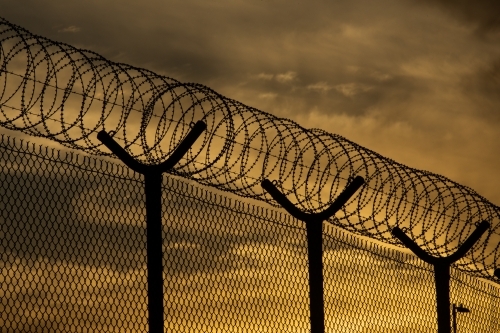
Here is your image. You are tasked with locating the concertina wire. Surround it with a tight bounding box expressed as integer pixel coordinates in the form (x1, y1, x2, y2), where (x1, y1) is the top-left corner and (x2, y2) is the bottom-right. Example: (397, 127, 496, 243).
(1, 16, 500, 282)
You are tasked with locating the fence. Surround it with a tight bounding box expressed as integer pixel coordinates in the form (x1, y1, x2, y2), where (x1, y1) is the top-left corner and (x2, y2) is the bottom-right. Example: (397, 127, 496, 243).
(3, 16, 500, 286)
(1, 134, 500, 333)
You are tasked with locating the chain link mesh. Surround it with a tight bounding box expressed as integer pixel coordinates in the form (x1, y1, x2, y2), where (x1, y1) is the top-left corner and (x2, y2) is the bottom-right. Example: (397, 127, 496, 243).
(1, 135, 499, 332)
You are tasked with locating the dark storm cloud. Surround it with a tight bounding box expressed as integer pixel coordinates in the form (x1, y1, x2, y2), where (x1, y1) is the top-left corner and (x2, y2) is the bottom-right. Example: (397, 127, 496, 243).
(0, 142, 307, 274)
(248, 69, 423, 120)
(0, 172, 289, 275)
(0, 0, 485, 119)
(0, 156, 146, 272)
(0, 0, 419, 90)
(461, 56, 500, 122)
(2, 0, 345, 81)
(418, 0, 500, 35)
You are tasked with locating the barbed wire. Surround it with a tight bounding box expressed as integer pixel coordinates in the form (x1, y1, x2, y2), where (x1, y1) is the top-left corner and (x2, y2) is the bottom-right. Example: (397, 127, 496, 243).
(1, 16, 500, 281)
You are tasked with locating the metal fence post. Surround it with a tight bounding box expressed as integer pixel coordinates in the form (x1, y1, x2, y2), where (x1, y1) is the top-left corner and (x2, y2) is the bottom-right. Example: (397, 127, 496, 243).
(261, 176, 364, 333)
(392, 221, 489, 333)
(97, 121, 206, 333)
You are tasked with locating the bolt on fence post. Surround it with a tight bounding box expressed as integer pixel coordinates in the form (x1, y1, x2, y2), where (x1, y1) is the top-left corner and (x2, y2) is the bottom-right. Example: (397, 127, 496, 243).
(391, 221, 489, 333)
(97, 121, 206, 333)
(261, 176, 364, 333)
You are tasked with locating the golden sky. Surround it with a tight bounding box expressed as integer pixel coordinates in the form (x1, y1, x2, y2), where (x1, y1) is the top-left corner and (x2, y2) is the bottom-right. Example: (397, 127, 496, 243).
(1, 2, 500, 331)
(1, 0, 500, 205)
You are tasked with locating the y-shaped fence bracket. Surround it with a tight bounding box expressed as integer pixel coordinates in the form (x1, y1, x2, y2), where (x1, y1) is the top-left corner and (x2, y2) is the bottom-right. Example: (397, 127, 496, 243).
(491, 260, 500, 281)
(261, 176, 365, 333)
(97, 121, 206, 333)
(392, 221, 489, 333)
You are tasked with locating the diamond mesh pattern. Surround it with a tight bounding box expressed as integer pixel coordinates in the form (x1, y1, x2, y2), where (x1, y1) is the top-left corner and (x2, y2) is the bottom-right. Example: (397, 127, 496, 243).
(1, 135, 499, 332)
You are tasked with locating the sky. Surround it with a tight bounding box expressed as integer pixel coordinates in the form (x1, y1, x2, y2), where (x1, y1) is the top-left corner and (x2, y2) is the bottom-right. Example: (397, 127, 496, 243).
(0, 0, 500, 206)
(2, 2, 500, 330)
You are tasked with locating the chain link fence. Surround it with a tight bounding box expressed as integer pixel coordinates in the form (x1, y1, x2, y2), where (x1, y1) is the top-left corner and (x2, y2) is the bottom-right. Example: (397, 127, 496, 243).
(1, 134, 499, 332)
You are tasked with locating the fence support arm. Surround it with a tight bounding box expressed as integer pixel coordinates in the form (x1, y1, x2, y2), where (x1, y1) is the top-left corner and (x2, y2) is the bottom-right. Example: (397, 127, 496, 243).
(97, 121, 206, 173)
(261, 176, 364, 333)
(98, 121, 206, 333)
(392, 221, 489, 333)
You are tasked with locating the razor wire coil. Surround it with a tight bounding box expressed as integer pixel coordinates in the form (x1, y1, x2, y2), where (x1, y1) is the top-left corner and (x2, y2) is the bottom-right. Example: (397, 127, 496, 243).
(1, 16, 500, 281)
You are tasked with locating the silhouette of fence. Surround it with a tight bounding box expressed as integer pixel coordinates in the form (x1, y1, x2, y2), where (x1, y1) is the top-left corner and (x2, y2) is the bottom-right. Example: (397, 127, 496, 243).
(2, 16, 500, 285)
(1, 134, 500, 332)
(2, 16, 500, 333)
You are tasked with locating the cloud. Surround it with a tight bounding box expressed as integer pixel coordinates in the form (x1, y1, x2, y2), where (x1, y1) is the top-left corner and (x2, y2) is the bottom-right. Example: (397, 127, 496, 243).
(258, 92, 278, 99)
(334, 82, 373, 97)
(275, 71, 297, 83)
(254, 72, 274, 80)
(58, 25, 81, 33)
(417, 0, 500, 35)
(460, 56, 500, 122)
(371, 71, 393, 82)
(307, 81, 334, 92)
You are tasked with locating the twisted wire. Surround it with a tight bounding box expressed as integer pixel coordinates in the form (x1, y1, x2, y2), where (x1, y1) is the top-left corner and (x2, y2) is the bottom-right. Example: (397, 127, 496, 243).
(1, 16, 500, 281)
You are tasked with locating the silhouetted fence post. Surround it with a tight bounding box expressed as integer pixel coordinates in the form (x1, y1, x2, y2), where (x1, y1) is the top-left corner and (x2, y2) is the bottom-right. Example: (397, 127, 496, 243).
(392, 221, 489, 333)
(261, 176, 365, 333)
(97, 121, 206, 333)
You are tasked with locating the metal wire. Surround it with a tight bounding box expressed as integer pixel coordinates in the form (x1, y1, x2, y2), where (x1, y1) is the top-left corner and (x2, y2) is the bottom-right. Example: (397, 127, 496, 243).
(1, 16, 500, 282)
